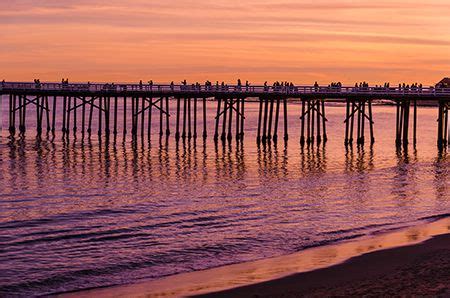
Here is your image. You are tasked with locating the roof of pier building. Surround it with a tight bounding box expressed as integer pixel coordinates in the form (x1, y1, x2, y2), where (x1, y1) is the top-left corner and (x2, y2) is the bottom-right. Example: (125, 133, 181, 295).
(436, 78, 450, 87)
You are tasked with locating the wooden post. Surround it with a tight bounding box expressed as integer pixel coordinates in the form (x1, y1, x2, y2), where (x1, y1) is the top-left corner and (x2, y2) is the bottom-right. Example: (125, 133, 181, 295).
(176, 97, 181, 140)
(45, 96, 51, 133)
(62, 96, 67, 134)
(81, 97, 86, 137)
(345, 99, 350, 145)
(356, 100, 362, 144)
(131, 97, 135, 136)
(39, 96, 45, 135)
(18, 95, 22, 135)
(52, 96, 56, 135)
(98, 96, 102, 136)
(227, 99, 233, 141)
(267, 97, 274, 141)
(437, 101, 444, 147)
(17, 95, 21, 135)
(214, 97, 221, 141)
(240, 97, 245, 140)
(413, 99, 417, 145)
(88, 97, 94, 136)
(221, 98, 228, 141)
(106, 97, 111, 137)
(66, 96, 71, 136)
(283, 97, 288, 141)
(9, 94, 16, 136)
(123, 97, 127, 137)
(235, 97, 240, 141)
(141, 96, 145, 139)
(300, 99, 305, 145)
(148, 97, 152, 140)
(443, 105, 448, 144)
(257, 97, 263, 143)
(188, 97, 192, 139)
(166, 96, 170, 136)
(395, 100, 401, 146)
(368, 99, 375, 144)
(359, 99, 366, 144)
(182, 97, 187, 139)
(316, 99, 321, 144)
(398, 100, 404, 147)
(114, 96, 118, 136)
(73, 97, 77, 134)
(273, 98, 280, 142)
(402, 100, 410, 147)
(262, 97, 269, 143)
(8, 94, 12, 135)
(349, 101, 355, 144)
(203, 97, 207, 139)
(36, 96, 42, 136)
(22, 96, 27, 135)
(322, 99, 327, 143)
(311, 99, 315, 145)
(193, 97, 197, 139)
(306, 100, 311, 144)
(159, 96, 163, 137)
(13, 94, 17, 136)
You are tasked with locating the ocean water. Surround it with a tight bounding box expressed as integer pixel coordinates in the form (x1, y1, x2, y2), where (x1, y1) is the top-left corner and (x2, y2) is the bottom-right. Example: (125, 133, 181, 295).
(0, 99, 448, 296)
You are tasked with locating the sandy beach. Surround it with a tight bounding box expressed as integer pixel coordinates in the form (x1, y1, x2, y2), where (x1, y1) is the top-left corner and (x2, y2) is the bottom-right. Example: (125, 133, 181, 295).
(59, 217, 450, 297)
(203, 232, 450, 297)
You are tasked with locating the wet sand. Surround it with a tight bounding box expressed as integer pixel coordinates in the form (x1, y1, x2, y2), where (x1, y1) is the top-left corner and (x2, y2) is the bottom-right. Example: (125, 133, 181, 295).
(60, 218, 450, 297)
(202, 233, 450, 297)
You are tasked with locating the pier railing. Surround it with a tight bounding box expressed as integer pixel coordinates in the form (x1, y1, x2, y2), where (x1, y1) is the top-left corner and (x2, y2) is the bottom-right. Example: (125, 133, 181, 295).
(2, 82, 450, 97)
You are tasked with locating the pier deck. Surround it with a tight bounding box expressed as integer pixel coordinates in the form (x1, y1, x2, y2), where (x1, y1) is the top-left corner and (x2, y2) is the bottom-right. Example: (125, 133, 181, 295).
(1, 81, 449, 148)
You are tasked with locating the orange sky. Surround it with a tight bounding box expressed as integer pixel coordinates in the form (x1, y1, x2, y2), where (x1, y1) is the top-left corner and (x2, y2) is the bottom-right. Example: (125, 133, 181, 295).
(1, 0, 450, 85)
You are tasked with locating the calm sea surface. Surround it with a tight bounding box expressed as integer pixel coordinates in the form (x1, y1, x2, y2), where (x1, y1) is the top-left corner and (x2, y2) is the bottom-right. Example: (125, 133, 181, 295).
(0, 99, 448, 296)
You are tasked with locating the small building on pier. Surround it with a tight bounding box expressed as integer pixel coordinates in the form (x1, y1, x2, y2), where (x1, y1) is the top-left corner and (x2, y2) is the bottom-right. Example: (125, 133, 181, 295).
(436, 78, 450, 88)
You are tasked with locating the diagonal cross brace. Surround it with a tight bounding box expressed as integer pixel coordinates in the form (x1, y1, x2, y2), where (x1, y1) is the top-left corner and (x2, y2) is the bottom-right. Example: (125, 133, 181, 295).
(214, 99, 245, 119)
(343, 100, 374, 124)
(135, 97, 170, 116)
(299, 99, 328, 121)
(14, 96, 49, 112)
(68, 96, 104, 112)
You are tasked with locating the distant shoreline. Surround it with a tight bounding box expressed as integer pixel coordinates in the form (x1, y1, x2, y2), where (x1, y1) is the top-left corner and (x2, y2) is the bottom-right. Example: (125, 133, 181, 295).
(57, 217, 450, 298)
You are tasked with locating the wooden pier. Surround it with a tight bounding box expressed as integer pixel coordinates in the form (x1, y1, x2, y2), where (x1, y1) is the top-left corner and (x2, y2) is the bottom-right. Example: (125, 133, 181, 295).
(1, 81, 449, 149)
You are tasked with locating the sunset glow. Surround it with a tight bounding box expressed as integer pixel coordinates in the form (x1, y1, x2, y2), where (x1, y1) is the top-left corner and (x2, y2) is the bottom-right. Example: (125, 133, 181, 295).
(2, 0, 450, 84)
